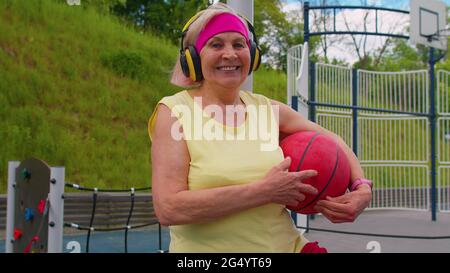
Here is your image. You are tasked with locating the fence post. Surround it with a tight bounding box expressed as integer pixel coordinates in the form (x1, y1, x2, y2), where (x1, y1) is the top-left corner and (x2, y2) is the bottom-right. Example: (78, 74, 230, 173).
(48, 166, 65, 253)
(5, 161, 20, 253)
(429, 47, 437, 221)
(304, 2, 309, 44)
(352, 68, 358, 156)
(309, 61, 316, 122)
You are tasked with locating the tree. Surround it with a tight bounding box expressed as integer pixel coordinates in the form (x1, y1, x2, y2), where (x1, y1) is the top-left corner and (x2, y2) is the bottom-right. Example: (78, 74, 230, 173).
(254, 0, 319, 71)
(292, 0, 345, 64)
(112, 0, 210, 44)
(65, 0, 126, 14)
(337, 0, 411, 70)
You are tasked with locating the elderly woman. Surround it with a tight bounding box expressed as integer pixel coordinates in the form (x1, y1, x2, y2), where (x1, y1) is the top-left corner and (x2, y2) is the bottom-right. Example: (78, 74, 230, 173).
(148, 3, 372, 253)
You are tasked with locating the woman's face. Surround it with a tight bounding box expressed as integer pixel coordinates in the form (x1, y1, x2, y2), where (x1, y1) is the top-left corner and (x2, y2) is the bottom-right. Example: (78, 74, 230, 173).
(199, 32, 251, 90)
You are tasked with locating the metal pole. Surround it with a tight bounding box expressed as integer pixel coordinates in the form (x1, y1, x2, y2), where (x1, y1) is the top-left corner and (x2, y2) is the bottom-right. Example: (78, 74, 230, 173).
(227, 0, 254, 92)
(429, 47, 437, 221)
(309, 61, 316, 122)
(158, 223, 162, 252)
(48, 166, 65, 252)
(304, 2, 310, 44)
(5, 161, 20, 253)
(291, 96, 298, 111)
(289, 55, 299, 227)
(352, 68, 358, 156)
(308, 61, 316, 223)
(287, 48, 292, 107)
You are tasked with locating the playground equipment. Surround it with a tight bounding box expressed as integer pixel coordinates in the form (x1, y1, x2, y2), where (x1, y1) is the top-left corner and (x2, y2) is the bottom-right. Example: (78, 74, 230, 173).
(5, 158, 64, 253)
(5, 158, 161, 253)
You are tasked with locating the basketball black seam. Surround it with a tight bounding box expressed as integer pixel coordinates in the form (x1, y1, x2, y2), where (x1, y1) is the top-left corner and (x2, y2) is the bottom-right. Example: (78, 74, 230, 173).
(296, 132, 321, 172)
(296, 139, 340, 211)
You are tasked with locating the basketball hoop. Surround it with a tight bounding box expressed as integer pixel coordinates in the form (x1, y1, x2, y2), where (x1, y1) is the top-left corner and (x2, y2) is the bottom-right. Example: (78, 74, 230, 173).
(410, 0, 447, 50)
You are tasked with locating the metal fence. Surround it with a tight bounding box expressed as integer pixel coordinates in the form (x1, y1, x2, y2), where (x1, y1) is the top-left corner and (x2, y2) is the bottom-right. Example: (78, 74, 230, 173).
(438, 70, 450, 212)
(287, 44, 450, 212)
(0, 193, 157, 230)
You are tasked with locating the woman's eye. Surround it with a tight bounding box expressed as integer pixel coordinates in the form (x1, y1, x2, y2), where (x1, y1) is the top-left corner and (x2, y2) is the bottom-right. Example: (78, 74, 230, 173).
(211, 43, 222, 48)
(234, 43, 245, 48)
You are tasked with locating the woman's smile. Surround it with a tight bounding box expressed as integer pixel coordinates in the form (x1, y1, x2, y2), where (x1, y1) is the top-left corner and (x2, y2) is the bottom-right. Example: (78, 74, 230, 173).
(216, 66, 240, 71)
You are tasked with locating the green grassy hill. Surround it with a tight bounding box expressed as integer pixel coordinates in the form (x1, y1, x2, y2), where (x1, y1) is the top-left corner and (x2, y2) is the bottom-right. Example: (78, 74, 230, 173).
(0, 0, 287, 193)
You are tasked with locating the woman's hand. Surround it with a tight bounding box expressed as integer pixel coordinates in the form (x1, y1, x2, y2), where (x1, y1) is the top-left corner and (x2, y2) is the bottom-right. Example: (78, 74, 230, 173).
(260, 157, 319, 207)
(313, 184, 372, 223)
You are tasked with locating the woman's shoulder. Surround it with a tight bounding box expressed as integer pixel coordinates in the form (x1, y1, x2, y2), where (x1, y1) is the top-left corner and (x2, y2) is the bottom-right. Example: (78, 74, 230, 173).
(240, 90, 274, 105)
(148, 90, 190, 141)
(157, 90, 190, 108)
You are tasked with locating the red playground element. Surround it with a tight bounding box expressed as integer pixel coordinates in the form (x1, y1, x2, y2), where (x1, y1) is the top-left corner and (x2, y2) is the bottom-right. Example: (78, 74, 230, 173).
(14, 228, 23, 240)
(37, 199, 46, 214)
(24, 236, 40, 253)
(300, 241, 328, 253)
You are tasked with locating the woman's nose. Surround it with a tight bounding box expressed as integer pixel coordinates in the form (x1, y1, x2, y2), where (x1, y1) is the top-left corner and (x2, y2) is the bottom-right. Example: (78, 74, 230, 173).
(222, 44, 237, 59)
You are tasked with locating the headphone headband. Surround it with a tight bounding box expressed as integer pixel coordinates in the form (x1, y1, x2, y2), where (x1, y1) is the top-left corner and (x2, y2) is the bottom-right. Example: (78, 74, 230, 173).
(182, 12, 202, 33)
(180, 12, 259, 53)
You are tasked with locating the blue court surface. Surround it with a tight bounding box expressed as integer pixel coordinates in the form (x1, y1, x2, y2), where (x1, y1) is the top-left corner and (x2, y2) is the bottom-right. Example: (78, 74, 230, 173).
(2, 210, 450, 253)
(1, 225, 171, 253)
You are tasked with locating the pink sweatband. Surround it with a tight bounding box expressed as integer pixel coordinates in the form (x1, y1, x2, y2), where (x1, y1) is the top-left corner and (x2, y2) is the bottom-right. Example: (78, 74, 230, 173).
(194, 13, 249, 53)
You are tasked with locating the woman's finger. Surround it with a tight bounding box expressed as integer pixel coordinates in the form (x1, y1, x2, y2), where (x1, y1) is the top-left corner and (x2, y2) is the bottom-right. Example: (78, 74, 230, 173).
(315, 206, 351, 223)
(295, 170, 318, 180)
(316, 198, 350, 213)
(298, 183, 318, 195)
(279, 157, 291, 171)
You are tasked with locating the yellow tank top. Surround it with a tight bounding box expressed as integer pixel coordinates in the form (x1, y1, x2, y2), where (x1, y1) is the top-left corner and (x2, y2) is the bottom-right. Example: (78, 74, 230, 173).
(148, 90, 306, 252)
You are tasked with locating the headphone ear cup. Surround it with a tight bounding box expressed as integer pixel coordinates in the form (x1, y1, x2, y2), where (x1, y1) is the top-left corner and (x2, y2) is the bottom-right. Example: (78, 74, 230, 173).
(188, 46, 203, 81)
(180, 51, 190, 78)
(249, 41, 256, 75)
(254, 45, 262, 71)
(185, 46, 203, 82)
(248, 40, 261, 74)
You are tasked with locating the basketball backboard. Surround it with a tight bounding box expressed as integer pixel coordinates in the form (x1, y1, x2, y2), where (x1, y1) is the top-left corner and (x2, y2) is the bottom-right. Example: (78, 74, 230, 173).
(410, 0, 448, 50)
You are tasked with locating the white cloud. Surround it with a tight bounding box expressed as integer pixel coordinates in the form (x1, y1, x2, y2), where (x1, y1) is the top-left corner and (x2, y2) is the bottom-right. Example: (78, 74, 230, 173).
(282, 2, 303, 13)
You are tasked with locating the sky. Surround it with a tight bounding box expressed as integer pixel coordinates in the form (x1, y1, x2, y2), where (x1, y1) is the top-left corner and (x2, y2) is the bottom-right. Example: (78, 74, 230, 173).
(282, 0, 449, 64)
(215, 0, 449, 64)
(285, 0, 450, 10)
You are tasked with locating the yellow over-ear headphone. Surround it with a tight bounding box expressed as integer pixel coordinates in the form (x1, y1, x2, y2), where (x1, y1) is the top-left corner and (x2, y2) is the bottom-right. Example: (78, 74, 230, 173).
(179, 12, 262, 82)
